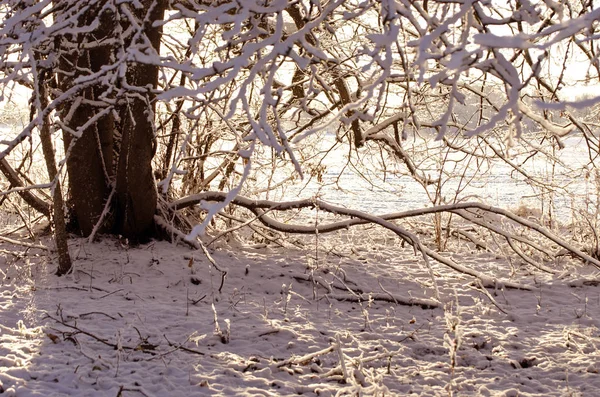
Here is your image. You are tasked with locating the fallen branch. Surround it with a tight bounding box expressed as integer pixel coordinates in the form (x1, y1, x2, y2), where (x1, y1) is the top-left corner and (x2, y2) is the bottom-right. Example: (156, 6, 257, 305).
(155, 214, 228, 292)
(294, 269, 438, 307)
(156, 334, 207, 359)
(0, 158, 51, 217)
(172, 192, 533, 290)
(0, 235, 49, 250)
(44, 312, 127, 349)
(292, 273, 333, 293)
(173, 194, 598, 264)
(78, 312, 119, 320)
(326, 292, 439, 309)
(91, 288, 124, 300)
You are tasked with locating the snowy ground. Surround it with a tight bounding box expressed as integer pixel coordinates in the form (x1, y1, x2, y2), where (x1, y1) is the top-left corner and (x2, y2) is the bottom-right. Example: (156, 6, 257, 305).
(1, 230, 600, 396)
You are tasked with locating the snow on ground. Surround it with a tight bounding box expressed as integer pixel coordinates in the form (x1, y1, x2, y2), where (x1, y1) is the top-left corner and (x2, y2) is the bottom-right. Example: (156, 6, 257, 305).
(1, 231, 600, 396)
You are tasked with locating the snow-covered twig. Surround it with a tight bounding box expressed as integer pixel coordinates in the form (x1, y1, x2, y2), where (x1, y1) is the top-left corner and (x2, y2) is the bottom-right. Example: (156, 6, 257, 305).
(275, 345, 335, 368)
(470, 279, 510, 315)
(335, 333, 350, 383)
(0, 235, 48, 251)
(199, 240, 227, 293)
(326, 292, 438, 309)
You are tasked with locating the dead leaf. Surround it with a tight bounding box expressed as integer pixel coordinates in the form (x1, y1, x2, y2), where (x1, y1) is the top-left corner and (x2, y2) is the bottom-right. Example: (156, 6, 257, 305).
(46, 333, 60, 344)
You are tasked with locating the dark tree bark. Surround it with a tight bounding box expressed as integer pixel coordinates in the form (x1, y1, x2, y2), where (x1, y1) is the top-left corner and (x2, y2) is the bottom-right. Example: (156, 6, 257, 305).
(38, 71, 72, 275)
(114, 0, 165, 239)
(54, 0, 165, 241)
(56, 1, 115, 236)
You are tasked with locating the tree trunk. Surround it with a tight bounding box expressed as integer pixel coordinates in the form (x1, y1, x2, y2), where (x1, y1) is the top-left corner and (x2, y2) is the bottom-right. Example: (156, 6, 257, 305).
(38, 71, 72, 276)
(56, 1, 114, 236)
(114, 0, 165, 240)
(54, 0, 165, 241)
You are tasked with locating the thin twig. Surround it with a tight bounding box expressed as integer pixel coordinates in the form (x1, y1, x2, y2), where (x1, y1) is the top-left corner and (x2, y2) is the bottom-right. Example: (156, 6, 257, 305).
(198, 240, 227, 293)
(470, 280, 510, 315)
(162, 334, 206, 356)
(78, 311, 119, 320)
(207, 207, 276, 246)
(44, 313, 125, 349)
(88, 185, 116, 243)
(378, 278, 398, 305)
(91, 288, 124, 300)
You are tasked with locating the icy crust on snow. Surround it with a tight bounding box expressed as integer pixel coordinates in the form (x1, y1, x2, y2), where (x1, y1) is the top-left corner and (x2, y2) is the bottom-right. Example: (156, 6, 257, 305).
(0, 237, 599, 396)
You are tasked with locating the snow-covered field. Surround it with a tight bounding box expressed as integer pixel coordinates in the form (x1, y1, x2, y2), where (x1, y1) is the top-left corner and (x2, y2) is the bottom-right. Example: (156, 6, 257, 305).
(1, 229, 600, 396)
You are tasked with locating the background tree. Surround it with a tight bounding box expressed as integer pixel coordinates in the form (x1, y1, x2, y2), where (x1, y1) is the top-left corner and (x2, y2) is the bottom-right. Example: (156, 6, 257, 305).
(1, 0, 600, 278)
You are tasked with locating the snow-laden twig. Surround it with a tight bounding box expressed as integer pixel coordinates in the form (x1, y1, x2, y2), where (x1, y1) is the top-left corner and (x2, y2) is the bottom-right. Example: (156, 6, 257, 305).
(470, 279, 510, 315)
(186, 144, 254, 241)
(199, 240, 227, 293)
(506, 237, 556, 274)
(153, 215, 199, 249)
(335, 333, 350, 383)
(0, 235, 48, 251)
(292, 272, 333, 294)
(326, 292, 438, 309)
(275, 345, 335, 368)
